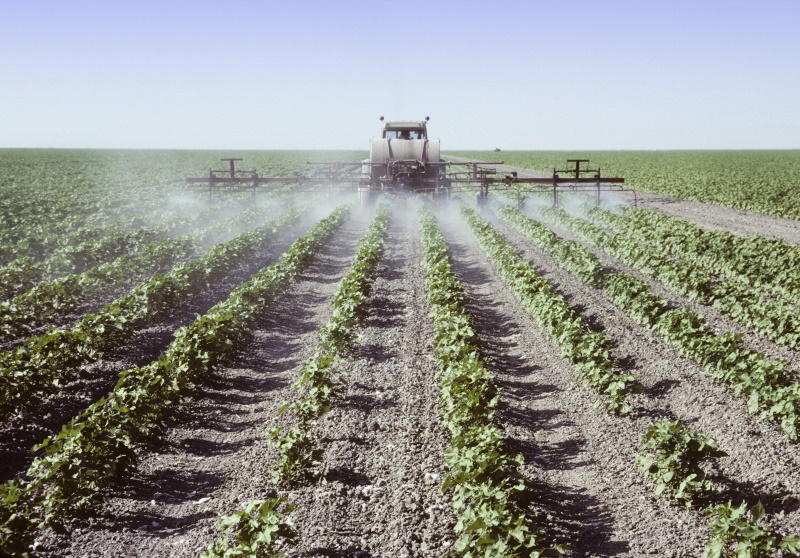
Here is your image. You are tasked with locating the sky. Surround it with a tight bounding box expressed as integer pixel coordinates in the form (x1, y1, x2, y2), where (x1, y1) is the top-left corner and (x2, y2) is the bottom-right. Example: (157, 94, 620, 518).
(1, 0, 798, 150)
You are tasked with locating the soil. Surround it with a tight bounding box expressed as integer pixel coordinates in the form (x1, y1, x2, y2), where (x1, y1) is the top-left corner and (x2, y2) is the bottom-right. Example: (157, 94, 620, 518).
(0, 206, 313, 482)
(34, 207, 456, 558)
(438, 206, 800, 556)
(15, 180, 800, 557)
(617, 191, 800, 245)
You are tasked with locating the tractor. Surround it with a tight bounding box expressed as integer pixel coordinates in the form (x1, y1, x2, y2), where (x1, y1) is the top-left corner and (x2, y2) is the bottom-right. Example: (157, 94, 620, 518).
(360, 116, 449, 201)
(186, 116, 632, 208)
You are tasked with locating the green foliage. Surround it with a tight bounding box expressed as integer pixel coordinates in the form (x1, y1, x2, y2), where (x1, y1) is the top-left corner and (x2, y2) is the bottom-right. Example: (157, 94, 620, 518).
(0, 149, 350, 265)
(0, 200, 254, 342)
(268, 349, 340, 484)
(531, 205, 800, 439)
(268, 424, 323, 485)
(419, 205, 565, 558)
(587, 205, 800, 347)
(448, 150, 800, 219)
(202, 498, 297, 558)
(592, 204, 800, 304)
(269, 204, 390, 484)
(0, 206, 305, 420)
(0, 202, 221, 303)
(636, 421, 727, 506)
(498, 205, 604, 288)
(539, 206, 715, 304)
(460, 205, 637, 414)
(704, 501, 800, 558)
(0, 206, 349, 548)
(603, 273, 668, 328)
(0, 480, 36, 557)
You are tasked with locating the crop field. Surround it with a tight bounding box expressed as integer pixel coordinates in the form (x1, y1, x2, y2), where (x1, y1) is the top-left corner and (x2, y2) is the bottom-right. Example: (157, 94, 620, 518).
(2, 148, 800, 558)
(450, 150, 800, 220)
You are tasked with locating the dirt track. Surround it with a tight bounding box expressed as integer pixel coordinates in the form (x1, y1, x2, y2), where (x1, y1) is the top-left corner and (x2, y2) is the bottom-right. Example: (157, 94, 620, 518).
(26, 185, 800, 557)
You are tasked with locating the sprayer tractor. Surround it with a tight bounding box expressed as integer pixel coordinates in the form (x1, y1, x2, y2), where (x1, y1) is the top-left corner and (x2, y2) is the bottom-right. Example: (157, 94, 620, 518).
(358, 116, 449, 202)
(185, 117, 634, 208)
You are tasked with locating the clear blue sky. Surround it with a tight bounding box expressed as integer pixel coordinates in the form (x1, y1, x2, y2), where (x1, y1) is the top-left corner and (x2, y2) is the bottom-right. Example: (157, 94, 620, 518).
(1, 0, 798, 150)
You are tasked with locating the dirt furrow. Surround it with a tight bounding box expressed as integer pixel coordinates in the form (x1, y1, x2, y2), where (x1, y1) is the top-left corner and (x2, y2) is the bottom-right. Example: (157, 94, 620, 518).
(37, 211, 370, 558)
(472, 205, 800, 548)
(0, 206, 319, 482)
(284, 206, 455, 558)
(436, 208, 711, 556)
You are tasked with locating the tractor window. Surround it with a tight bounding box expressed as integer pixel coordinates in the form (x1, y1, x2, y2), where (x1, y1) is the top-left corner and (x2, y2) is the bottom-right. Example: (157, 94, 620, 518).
(385, 130, 424, 139)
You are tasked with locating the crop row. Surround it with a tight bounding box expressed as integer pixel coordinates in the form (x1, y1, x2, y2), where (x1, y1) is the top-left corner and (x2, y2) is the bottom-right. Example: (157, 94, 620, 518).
(460, 205, 638, 414)
(498, 205, 800, 439)
(0, 165, 148, 234)
(269, 203, 391, 484)
(494, 205, 800, 554)
(0, 189, 169, 264)
(419, 204, 564, 557)
(588, 205, 800, 308)
(0, 200, 242, 303)
(636, 420, 800, 556)
(0, 192, 200, 265)
(0, 203, 170, 267)
(0, 148, 261, 253)
(0, 149, 328, 261)
(202, 205, 391, 557)
(449, 150, 800, 219)
(536, 204, 800, 350)
(0, 203, 277, 343)
(202, 498, 298, 558)
(0, 205, 349, 555)
(0, 202, 193, 299)
(0, 206, 305, 422)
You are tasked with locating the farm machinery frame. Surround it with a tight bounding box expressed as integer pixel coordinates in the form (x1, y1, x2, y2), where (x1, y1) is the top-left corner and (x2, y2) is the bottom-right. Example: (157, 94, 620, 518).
(185, 117, 636, 208)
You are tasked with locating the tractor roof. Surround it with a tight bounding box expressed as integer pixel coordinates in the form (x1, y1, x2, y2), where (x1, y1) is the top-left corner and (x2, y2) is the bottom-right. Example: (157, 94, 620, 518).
(383, 120, 427, 129)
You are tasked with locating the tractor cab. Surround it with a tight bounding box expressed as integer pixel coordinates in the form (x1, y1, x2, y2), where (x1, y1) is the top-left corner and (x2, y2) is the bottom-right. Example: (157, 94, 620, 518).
(381, 118, 428, 140)
(365, 116, 441, 194)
